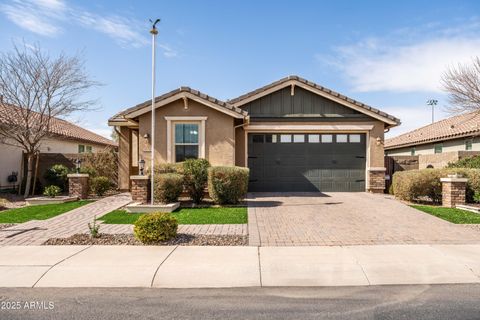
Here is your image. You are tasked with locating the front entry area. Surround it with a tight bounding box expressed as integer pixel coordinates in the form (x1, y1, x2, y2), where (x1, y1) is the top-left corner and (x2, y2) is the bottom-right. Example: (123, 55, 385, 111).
(247, 133, 366, 192)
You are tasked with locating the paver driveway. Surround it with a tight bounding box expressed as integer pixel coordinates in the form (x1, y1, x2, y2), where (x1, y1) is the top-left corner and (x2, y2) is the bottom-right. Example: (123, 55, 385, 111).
(247, 192, 480, 246)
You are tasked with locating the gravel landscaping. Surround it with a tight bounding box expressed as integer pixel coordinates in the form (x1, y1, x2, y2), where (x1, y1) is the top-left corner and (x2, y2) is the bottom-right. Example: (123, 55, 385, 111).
(43, 233, 248, 246)
(0, 223, 15, 230)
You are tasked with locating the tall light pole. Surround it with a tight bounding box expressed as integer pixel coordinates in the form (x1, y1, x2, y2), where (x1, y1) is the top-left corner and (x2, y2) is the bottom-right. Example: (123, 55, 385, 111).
(150, 18, 160, 205)
(427, 99, 438, 124)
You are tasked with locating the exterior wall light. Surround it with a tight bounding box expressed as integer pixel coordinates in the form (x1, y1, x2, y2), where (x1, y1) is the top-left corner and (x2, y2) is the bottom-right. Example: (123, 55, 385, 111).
(75, 158, 82, 173)
(139, 159, 146, 176)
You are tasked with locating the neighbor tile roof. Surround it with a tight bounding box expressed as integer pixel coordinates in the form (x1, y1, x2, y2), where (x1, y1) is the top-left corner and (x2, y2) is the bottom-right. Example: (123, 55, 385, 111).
(110, 87, 248, 121)
(385, 112, 480, 149)
(0, 103, 116, 147)
(228, 75, 401, 125)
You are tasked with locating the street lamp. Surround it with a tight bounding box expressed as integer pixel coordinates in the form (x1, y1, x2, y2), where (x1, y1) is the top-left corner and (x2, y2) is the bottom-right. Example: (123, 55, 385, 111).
(75, 159, 82, 174)
(139, 159, 145, 176)
(149, 18, 160, 205)
(427, 99, 438, 123)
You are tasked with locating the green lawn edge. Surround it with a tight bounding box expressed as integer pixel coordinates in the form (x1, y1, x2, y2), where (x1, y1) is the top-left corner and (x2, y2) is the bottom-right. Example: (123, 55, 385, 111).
(98, 207, 248, 225)
(410, 204, 480, 224)
(0, 200, 94, 223)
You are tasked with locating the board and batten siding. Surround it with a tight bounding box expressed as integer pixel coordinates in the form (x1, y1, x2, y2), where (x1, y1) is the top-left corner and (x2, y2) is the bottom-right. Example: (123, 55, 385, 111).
(242, 86, 368, 119)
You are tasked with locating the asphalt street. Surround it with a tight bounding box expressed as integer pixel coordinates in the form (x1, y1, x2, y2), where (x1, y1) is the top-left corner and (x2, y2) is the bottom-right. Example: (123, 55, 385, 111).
(1, 284, 480, 320)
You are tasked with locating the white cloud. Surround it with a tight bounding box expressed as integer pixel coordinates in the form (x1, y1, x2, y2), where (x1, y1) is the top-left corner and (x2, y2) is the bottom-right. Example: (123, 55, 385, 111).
(318, 22, 480, 93)
(0, 0, 176, 53)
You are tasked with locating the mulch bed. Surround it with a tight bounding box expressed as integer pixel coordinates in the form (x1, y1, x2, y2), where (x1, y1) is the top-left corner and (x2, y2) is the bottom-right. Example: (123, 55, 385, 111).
(43, 233, 248, 246)
(0, 223, 16, 230)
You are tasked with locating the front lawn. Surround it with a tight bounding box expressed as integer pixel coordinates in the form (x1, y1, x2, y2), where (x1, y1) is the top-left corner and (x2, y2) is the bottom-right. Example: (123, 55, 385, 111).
(0, 200, 93, 223)
(99, 207, 248, 225)
(411, 205, 480, 224)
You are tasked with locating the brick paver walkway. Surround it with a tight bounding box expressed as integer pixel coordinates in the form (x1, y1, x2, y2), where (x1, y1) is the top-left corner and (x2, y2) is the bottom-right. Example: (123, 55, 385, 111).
(0, 193, 132, 245)
(248, 192, 480, 246)
(98, 223, 247, 236)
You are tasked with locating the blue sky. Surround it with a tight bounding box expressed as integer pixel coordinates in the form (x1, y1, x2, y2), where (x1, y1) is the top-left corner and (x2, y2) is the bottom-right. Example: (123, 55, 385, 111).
(1, 0, 479, 139)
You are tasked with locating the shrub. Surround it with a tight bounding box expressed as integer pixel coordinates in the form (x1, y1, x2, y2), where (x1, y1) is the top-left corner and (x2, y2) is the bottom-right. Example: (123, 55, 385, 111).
(151, 163, 183, 174)
(43, 185, 61, 198)
(448, 156, 480, 169)
(81, 148, 118, 188)
(44, 164, 69, 190)
(153, 173, 183, 203)
(90, 176, 111, 196)
(182, 159, 210, 204)
(133, 212, 178, 244)
(88, 216, 100, 238)
(208, 166, 249, 204)
(79, 166, 97, 177)
(392, 168, 480, 203)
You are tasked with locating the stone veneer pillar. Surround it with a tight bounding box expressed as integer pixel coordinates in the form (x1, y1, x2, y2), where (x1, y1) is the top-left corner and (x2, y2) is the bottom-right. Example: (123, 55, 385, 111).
(440, 175, 468, 208)
(67, 174, 89, 199)
(368, 167, 386, 193)
(130, 175, 150, 204)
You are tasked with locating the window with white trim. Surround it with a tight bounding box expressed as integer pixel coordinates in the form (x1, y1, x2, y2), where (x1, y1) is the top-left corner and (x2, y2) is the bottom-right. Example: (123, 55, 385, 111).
(174, 123, 199, 162)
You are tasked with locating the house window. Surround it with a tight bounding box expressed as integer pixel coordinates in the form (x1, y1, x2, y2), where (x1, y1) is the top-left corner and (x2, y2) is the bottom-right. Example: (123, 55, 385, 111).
(86, 146, 93, 153)
(349, 134, 361, 143)
(78, 144, 85, 153)
(293, 134, 305, 143)
(336, 134, 348, 143)
(321, 134, 333, 143)
(466, 139, 473, 151)
(411, 147, 416, 156)
(280, 134, 292, 143)
(174, 123, 199, 162)
(434, 144, 443, 154)
(308, 134, 320, 143)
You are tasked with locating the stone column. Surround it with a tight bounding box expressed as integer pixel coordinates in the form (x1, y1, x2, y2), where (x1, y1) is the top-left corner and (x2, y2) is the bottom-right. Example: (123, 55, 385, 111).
(368, 167, 386, 193)
(67, 174, 89, 199)
(440, 175, 468, 208)
(130, 175, 150, 204)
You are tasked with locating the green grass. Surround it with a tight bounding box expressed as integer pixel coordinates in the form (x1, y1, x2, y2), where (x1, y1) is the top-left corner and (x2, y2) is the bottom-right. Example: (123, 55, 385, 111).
(99, 207, 248, 225)
(411, 205, 480, 224)
(0, 200, 93, 223)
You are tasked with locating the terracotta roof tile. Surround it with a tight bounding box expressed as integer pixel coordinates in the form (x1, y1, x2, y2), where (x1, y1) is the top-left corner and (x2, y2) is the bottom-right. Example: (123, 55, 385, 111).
(385, 112, 480, 149)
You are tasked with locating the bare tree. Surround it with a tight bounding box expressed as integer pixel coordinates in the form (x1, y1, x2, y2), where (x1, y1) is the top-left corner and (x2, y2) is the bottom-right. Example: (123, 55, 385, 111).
(0, 43, 98, 197)
(441, 57, 480, 114)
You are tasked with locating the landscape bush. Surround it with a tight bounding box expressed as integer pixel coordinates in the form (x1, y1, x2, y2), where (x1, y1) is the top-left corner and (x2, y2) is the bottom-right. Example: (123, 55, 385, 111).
(44, 164, 69, 190)
(90, 176, 111, 196)
(151, 163, 183, 175)
(392, 168, 480, 203)
(182, 158, 210, 204)
(80, 148, 118, 188)
(43, 185, 61, 198)
(447, 156, 480, 169)
(208, 166, 249, 204)
(153, 173, 184, 203)
(133, 212, 178, 244)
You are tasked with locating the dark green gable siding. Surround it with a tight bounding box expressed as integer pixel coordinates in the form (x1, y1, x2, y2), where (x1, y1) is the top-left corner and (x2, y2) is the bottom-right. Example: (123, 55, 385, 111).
(242, 86, 367, 120)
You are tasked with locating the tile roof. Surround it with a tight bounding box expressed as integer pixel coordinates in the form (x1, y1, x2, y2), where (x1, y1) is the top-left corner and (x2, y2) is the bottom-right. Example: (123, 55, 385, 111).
(228, 75, 401, 125)
(385, 112, 480, 149)
(110, 87, 248, 121)
(0, 103, 116, 147)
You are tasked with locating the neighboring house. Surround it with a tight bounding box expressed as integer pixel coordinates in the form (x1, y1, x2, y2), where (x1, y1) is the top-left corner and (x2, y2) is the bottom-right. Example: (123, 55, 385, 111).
(109, 76, 400, 193)
(385, 112, 480, 169)
(0, 104, 117, 190)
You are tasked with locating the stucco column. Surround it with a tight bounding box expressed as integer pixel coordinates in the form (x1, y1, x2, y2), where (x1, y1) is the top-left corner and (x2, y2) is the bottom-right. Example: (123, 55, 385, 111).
(67, 174, 89, 199)
(130, 175, 150, 204)
(441, 175, 468, 208)
(367, 167, 386, 193)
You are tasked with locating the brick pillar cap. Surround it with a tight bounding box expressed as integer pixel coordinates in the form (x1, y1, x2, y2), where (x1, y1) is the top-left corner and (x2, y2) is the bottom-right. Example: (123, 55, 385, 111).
(67, 174, 89, 178)
(440, 177, 468, 183)
(367, 167, 386, 172)
(130, 175, 150, 180)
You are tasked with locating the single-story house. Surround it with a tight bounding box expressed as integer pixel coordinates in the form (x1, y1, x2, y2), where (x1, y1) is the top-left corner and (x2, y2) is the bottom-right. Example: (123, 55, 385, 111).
(385, 111, 480, 168)
(109, 76, 400, 193)
(0, 103, 117, 190)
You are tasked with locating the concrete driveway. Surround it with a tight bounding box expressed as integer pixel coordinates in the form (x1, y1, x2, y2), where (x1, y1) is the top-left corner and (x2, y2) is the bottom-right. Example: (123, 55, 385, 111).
(247, 192, 480, 246)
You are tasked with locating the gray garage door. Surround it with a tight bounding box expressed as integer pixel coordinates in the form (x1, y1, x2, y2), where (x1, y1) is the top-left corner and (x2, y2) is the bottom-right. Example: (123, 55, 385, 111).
(248, 133, 366, 192)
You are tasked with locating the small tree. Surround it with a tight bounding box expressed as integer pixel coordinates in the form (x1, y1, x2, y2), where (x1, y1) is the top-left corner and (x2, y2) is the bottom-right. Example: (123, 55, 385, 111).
(441, 57, 480, 114)
(0, 43, 97, 197)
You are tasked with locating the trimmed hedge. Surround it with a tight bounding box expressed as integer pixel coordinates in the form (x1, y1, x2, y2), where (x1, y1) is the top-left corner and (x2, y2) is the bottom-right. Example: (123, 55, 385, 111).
(392, 168, 480, 203)
(183, 159, 210, 204)
(133, 212, 178, 244)
(90, 176, 111, 196)
(208, 166, 249, 204)
(153, 173, 183, 204)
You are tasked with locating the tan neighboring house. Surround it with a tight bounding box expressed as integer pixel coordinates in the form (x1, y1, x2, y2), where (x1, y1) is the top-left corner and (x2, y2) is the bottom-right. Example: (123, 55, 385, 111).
(385, 112, 480, 168)
(0, 104, 116, 189)
(109, 76, 400, 193)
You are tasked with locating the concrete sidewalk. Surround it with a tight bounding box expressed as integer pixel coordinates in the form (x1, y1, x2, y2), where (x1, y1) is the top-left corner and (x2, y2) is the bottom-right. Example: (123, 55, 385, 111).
(0, 244, 479, 288)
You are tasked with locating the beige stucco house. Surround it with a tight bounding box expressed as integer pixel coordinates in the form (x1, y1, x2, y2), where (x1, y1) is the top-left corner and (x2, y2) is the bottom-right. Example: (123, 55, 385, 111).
(109, 76, 400, 193)
(385, 112, 480, 168)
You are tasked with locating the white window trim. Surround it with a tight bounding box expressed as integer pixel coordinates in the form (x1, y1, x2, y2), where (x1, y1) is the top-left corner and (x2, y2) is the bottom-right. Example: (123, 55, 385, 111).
(165, 116, 207, 163)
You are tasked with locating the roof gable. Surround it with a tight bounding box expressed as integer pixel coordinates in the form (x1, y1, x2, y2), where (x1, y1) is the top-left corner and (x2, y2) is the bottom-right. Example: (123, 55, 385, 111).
(229, 75, 400, 126)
